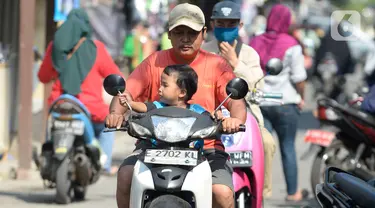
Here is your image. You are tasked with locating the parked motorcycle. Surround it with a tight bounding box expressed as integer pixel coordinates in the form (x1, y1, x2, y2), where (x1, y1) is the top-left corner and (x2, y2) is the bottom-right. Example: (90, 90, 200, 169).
(34, 94, 103, 204)
(315, 166, 375, 208)
(103, 74, 248, 208)
(220, 58, 283, 208)
(302, 96, 375, 195)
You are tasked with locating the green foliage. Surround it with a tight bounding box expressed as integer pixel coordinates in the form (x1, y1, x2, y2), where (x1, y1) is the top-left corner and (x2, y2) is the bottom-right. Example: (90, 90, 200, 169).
(332, 0, 375, 11)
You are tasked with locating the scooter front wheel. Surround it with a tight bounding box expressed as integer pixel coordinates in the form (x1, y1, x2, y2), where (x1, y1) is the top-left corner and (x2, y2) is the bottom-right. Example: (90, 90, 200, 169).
(235, 190, 251, 208)
(145, 194, 192, 208)
(237, 191, 245, 208)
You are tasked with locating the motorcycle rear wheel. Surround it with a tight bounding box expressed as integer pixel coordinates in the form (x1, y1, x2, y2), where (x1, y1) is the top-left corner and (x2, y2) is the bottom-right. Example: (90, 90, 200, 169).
(55, 156, 72, 204)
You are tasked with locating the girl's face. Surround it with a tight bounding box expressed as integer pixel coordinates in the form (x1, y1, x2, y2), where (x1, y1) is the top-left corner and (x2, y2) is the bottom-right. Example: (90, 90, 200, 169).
(158, 72, 186, 105)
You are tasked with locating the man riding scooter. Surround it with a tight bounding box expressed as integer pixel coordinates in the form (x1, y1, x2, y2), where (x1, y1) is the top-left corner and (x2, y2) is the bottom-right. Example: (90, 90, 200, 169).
(202, 1, 276, 198)
(105, 3, 247, 208)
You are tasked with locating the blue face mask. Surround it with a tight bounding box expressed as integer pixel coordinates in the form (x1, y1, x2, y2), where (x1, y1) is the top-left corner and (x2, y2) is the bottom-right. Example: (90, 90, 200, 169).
(214, 27, 239, 44)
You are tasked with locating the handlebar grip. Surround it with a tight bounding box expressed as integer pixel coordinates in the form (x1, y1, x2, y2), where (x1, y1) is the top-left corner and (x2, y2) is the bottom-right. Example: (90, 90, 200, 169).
(239, 124, 246, 132)
(263, 93, 283, 99)
(103, 127, 128, 132)
(132, 113, 146, 119)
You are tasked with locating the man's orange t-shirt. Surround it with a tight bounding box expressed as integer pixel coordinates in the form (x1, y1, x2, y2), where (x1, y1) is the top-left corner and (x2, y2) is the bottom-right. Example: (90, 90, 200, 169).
(126, 49, 235, 150)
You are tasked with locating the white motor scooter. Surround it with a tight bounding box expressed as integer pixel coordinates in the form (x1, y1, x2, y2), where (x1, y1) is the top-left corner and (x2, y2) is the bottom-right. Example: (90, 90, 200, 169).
(103, 74, 248, 208)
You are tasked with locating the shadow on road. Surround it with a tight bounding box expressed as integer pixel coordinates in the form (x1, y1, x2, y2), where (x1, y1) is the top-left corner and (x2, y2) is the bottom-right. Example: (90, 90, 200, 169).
(0, 189, 115, 205)
(266, 197, 320, 208)
(0, 190, 56, 204)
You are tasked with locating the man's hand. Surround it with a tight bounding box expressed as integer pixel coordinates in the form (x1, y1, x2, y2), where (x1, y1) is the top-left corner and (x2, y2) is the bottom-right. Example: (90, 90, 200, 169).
(219, 42, 238, 68)
(105, 113, 125, 129)
(222, 117, 243, 133)
(298, 99, 305, 110)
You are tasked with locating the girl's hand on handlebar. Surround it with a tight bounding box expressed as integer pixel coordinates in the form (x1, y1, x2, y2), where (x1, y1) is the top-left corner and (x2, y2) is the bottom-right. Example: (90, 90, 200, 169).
(118, 93, 131, 107)
(211, 110, 224, 120)
(222, 117, 243, 133)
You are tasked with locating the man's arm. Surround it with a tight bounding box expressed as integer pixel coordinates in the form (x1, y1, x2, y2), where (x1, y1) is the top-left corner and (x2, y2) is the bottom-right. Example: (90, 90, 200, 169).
(106, 92, 131, 129)
(96, 41, 123, 78)
(106, 57, 152, 128)
(109, 93, 129, 114)
(216, 62, 247, 132)
(38, 42, 58, 83)
(361, 85, 375, 113)
(289, 45, 307, 108)
(364, 40, 375, 77)
(227, 99, 247, 123)
(295, 81, 305, 101)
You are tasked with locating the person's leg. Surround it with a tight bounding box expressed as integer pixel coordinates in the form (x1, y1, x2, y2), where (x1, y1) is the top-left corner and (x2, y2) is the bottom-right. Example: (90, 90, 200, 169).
(260, 106, 277, 198)
(271, 104, 300, 196)
(260, 125, 276, 198)
(93, 122, 115, 173)
(206, 150, 234, 208)
(116, 150, 140, 208)
(260, 107, 274, 133)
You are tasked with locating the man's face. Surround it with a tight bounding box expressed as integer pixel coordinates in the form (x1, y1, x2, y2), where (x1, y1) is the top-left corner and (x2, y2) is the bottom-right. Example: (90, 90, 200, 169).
(168, 26, 206, 60)
(211, 19, 242, 29)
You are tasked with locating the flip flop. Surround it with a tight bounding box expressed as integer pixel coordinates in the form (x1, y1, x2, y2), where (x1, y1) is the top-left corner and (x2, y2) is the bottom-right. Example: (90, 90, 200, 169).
(285, 189, 309, 202)
(101, 166, 119, 177)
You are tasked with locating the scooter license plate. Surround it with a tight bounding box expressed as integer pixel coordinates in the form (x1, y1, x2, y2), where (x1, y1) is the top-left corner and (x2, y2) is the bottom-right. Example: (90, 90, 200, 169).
(228, 151, 252, 167)
(53, 120, 84, 136)
(304, 129, 335, 147)
(144, 149, 198, 166)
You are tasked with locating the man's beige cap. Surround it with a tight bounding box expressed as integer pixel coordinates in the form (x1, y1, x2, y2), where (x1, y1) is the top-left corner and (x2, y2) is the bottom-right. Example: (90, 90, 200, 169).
(168, 3, 205, 32)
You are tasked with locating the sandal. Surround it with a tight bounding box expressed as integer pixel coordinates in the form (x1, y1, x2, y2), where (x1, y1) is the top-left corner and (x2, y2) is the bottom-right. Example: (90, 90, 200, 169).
(285, 189, 309, 202)
(101, 165, 119, 176)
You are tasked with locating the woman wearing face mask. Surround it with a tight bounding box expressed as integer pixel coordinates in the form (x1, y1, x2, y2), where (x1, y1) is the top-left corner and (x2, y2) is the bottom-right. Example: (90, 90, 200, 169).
(202, 1, 277, 198)
(249, 4, 309, 202)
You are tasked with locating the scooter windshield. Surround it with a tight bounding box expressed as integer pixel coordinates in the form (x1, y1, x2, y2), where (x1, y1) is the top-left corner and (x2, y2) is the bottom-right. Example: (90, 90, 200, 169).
(130, 107, 217, 143)
(151, 116, 196, 143)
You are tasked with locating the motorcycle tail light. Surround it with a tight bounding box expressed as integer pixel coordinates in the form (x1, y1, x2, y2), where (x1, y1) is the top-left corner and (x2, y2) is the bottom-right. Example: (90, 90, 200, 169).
(317, 106, 339, 121)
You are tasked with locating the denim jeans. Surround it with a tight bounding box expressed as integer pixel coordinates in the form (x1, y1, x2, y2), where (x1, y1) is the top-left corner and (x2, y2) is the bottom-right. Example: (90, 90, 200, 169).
(260, 104, 300, 195)
(93, 122, 114, 172)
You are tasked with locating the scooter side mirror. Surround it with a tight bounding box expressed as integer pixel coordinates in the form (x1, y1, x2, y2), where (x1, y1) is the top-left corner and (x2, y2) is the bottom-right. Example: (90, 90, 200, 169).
(254, 58, 283, 89)
(103, 74, 126, 96)
(226, 78, 249, 100)
(265, 58, 283, 76)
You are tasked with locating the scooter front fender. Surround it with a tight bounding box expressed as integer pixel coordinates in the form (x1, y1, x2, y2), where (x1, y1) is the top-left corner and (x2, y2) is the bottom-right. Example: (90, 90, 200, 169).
(232, 169, 251, 193)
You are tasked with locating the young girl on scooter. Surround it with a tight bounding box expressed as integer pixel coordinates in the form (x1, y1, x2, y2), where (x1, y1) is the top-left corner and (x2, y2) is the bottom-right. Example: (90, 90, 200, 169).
(118, 64, 210, 148)
(118, 64, 208, 114)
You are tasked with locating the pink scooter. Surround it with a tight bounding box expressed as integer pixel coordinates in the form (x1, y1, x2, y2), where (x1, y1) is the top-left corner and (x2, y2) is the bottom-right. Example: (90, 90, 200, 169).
(220, 58, 283, 208)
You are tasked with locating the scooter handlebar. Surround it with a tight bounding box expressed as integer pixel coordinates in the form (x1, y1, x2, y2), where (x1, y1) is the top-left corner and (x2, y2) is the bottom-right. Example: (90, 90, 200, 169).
(239, 124, 246, 132)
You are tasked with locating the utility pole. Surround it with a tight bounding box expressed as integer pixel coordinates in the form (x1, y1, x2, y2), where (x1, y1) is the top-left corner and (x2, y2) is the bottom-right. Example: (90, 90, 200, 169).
(41, 0, 56, 145)
(17, 0, 36, 179)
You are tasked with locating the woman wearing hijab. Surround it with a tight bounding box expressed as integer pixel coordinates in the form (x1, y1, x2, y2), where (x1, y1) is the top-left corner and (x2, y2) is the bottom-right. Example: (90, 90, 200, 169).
(38, 9, 122, 176)
(249, 4, 308, 202)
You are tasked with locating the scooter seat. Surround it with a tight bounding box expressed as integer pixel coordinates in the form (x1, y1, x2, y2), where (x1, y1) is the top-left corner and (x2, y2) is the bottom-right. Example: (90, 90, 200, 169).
(334, 172, 375, 208)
